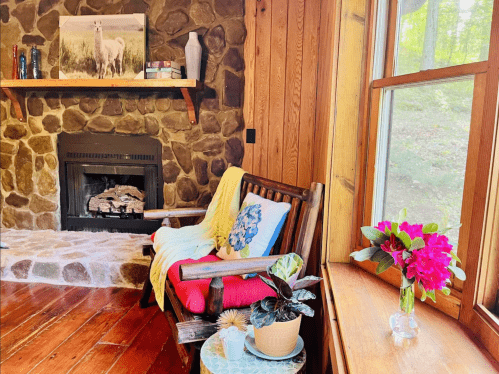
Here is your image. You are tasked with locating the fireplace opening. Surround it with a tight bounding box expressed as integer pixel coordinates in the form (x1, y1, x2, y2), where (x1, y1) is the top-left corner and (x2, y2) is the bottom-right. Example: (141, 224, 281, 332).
(58, 133, 163, 234)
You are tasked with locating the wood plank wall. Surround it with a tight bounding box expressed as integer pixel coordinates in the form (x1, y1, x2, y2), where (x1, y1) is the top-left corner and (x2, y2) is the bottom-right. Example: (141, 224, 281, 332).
(243, 0, 321, 189)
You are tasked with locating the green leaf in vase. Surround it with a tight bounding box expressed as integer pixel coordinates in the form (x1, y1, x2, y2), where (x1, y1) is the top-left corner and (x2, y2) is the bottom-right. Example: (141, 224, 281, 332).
(361, 227, 388, 242)
(448, 265, 466, 281)
(371, 250, 390, 263)
(419, 282, 427, 302)
(422, 223, 439, 234)
(426, 290, 436, 303)
(441, 287, 451, 296)
(376, 254, 394, 274)
(410, 237, 425, 251)
(396, 230, 412, 250)
(349, 246, 380, 261)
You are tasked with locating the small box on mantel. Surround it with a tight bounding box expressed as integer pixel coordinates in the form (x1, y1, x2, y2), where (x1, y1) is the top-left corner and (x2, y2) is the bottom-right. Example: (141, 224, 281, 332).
(145, 61, 181, 70)
(145, 61, 182, 79)
(146, 71, 182, 79)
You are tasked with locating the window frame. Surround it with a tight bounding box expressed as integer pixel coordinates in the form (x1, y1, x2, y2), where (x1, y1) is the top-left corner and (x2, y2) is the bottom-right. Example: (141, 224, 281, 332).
(345, 0, 499, 359)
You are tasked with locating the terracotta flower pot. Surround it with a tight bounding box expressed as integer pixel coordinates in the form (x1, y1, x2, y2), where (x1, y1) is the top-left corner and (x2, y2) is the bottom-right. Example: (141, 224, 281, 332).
(254, 315, 302, 357)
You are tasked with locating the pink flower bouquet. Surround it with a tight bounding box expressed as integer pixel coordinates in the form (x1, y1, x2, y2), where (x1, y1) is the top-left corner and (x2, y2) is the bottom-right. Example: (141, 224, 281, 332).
(351, 209, 466, 306)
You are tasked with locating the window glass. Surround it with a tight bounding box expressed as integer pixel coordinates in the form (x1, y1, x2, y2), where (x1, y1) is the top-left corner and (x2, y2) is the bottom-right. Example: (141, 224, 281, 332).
(374, 79, 474, 246)
(396, 0, 493, 75)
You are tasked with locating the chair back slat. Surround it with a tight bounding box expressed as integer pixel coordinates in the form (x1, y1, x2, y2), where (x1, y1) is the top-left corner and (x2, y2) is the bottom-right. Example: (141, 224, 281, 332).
(252, 184, 260, 195)
(295, 183, 322, 277)
(266, 189, 275, 200)
(279, 198, 302, 255)
(259, 187, 267, 198)
(241, 180, 249, 199)
(274, 192, 283, 202)
(242, 182, 253, 201)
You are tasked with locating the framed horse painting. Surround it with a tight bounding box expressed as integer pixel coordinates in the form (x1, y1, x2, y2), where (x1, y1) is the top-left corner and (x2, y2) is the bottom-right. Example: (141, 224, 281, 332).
(59, 14, 146, 80)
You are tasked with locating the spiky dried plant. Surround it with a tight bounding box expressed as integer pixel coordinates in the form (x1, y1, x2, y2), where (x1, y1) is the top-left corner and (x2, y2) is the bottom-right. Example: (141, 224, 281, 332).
(217, 309, 248, 332)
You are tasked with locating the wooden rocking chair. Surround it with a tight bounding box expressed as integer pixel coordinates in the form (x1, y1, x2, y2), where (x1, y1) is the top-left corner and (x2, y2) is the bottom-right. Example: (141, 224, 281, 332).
(139, 173, 323, 370)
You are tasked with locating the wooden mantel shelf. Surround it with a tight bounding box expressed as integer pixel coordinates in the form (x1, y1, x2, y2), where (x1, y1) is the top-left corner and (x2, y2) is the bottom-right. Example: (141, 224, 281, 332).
(321, 263, 499, 374)
(0, 78, 203, 124)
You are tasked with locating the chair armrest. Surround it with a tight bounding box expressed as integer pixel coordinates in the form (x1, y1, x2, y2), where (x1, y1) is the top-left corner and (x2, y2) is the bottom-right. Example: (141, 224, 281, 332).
(143, 207, 207, 220)
(180, 255, 284, 281)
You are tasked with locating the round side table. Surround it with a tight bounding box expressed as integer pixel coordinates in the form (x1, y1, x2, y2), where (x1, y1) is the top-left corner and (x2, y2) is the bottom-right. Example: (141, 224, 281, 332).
(200, 326, 306, 374)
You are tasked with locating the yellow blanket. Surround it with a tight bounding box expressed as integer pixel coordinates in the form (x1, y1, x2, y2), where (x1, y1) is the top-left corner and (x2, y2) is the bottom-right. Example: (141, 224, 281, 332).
(150, 166, 246, 311)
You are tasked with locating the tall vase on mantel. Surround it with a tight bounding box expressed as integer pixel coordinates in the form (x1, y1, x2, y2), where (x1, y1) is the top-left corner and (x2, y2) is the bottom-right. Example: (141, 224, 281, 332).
(389, 283, 419, 339)
(185, 32, 202, 81)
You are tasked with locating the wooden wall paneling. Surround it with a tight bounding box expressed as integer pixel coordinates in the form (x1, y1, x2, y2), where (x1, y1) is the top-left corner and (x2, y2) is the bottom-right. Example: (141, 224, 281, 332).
(327, 0, 370, 263)
(282, 0, 305, 186)
(243, 0, 258, 173)
(313, 0, 341, 187)
(297, 0, 321, 189)
(253, 0, 273, 178)
(315, 0, 342, 265)
(268, 0, 288, 183)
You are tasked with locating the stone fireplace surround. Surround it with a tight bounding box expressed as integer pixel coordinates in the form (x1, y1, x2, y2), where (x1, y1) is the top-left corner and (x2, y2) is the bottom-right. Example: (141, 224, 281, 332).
(0, 0, 246, 287)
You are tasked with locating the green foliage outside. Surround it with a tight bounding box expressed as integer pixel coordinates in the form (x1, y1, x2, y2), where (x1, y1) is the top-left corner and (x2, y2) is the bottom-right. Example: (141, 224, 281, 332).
(380, 0, 494, 246)
(60, 30, 144, 79)
(397, 0, 493, 75)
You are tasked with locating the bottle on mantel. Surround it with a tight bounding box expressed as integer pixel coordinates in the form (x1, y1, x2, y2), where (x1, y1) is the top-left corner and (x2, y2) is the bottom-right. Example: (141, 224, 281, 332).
(31, 45, 40, 79)
(12, 45, 19, 79)
(19, 52, 27, 79)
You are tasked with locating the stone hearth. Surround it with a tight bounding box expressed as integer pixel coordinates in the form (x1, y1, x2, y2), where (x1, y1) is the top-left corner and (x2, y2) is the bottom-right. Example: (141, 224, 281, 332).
(0, 228, 152, 288)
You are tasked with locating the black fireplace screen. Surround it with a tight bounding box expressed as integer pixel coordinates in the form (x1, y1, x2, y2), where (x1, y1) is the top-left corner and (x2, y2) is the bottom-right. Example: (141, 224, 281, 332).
(58, 133, 163, 234)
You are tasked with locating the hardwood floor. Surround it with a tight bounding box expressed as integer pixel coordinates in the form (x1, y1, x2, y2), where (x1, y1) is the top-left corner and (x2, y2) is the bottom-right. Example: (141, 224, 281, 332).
(0, 281, 189, 374)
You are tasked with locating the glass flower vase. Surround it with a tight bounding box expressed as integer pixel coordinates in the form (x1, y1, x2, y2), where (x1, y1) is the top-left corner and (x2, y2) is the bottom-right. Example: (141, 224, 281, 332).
(389, 283, 419, 339)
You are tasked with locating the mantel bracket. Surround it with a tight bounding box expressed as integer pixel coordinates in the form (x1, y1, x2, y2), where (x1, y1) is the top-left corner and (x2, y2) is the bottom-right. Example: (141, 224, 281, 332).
(180, 87, 198, 125)
(1, 88, 26, 122)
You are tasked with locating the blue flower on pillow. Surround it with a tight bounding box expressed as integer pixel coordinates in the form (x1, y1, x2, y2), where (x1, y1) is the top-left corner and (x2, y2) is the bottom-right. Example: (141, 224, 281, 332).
(228, 204, 262, 251)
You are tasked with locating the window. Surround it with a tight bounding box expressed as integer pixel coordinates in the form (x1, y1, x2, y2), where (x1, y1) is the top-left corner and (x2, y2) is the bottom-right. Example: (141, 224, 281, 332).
(373, 80, 474, 248)
(352, 0, 499, 361)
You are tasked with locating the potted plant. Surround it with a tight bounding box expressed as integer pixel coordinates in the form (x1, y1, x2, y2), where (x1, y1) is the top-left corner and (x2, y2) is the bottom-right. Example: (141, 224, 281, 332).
(250, 253, 322, 357)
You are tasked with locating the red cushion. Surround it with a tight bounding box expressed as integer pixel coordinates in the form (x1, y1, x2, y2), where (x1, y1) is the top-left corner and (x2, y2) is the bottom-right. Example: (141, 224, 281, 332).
(167, 253, 277, 314)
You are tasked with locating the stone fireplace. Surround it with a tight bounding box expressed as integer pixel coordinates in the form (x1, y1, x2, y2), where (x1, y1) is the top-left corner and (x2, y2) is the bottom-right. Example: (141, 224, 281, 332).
(58, 132, 163, 234)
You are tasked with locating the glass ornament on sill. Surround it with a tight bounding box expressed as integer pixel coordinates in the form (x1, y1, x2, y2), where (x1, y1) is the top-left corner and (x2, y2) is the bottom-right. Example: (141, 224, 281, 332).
(389, 283, 419, 339)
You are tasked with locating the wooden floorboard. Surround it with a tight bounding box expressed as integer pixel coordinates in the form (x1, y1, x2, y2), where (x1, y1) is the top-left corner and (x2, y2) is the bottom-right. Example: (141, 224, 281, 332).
(0, 282, 186, 374)
(68, 343, 127, 374)
(1, 286, 91, 358)
(0, 281, 30, 300)
(107, 310, 187, 374)
(1, 285, 74, 336)
(100, 302, 157, 346)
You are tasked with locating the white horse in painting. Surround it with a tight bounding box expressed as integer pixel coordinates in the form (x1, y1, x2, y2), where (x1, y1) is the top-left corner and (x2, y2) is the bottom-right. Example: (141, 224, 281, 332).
(93, 20, 125, 79)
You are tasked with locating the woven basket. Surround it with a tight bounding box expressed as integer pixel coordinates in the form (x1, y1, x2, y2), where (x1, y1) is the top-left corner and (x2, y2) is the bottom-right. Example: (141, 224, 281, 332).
(254, 315, 302, 357)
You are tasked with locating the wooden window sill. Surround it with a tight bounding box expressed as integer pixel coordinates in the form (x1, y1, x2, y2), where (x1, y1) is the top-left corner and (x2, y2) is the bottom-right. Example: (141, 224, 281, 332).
(322, 262, 498, 374)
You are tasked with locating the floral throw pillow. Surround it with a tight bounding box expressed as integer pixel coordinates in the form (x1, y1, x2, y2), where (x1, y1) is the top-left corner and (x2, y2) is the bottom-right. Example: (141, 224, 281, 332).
(217, 193, 291, 277)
